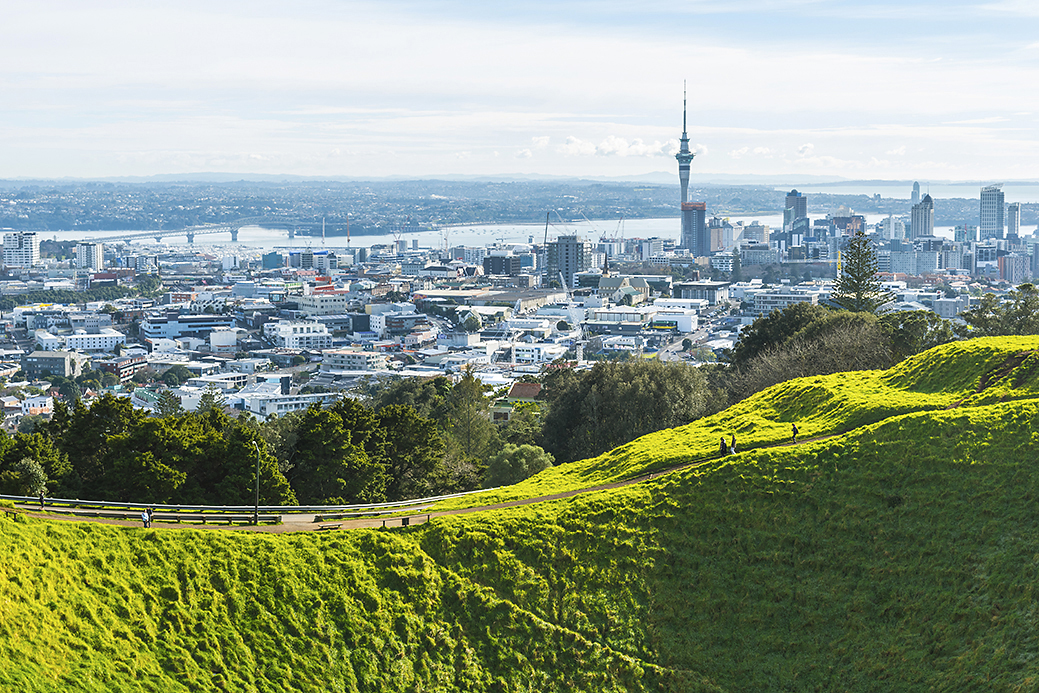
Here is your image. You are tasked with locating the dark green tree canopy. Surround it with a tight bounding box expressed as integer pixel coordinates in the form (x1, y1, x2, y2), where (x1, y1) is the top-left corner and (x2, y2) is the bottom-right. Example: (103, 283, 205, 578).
(955, 284, 1039, 337)
(831, 230, 893, 313)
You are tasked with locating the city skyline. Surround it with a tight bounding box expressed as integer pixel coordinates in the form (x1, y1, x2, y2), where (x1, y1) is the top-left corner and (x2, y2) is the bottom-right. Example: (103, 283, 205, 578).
(3, 1, 1039, 181)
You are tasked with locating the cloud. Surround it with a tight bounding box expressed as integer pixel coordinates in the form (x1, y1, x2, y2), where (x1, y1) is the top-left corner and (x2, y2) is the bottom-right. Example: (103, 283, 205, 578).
(729, 146, 749, 158)
(560, 136, 597, 156)
(516, 148, 533, 158)
(531, 136, 550, 148)
(454, 151, 472, 159)
(886, 145, 906, 156)
(753, 147, 771, 156)
(797, 143, 815, 157)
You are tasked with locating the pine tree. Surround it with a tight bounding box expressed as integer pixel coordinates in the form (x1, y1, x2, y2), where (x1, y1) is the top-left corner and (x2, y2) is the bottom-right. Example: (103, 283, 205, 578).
(831, 230, 893, 313)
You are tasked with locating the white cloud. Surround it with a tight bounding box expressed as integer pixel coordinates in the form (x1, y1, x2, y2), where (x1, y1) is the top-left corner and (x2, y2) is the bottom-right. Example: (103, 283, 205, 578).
(797, 143, 815, 157)
(729, 146, 749, 158)
(516, 148, 533, 158)
(753, 147, 772, 156)
(531, 136, 550, 148)
(560, 136, 597, 156)
(886, 145, 906, 156)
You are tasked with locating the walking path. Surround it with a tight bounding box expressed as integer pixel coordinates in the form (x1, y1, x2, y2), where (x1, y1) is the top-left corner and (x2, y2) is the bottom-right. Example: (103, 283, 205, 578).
(12, 432, 840, 534)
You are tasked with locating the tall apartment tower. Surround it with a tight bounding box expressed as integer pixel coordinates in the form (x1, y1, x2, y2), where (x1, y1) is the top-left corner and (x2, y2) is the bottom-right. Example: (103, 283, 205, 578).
(675, 85, 699, 252)
(911, 182, 921, 206)
(980, 184, 1005, 240)
(910, 194, 934, 240)
(1008, 202, 1021, 239)
(76, 242, 104, 271)
(546, 235, 591, 288)
(682, 202, 708, 257)
(784, 190, 807, 232)
(3, 232, 40, 268)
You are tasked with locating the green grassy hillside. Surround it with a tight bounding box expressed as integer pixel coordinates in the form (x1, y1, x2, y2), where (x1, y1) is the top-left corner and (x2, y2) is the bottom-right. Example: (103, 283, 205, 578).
(4, 336, 1039, 691)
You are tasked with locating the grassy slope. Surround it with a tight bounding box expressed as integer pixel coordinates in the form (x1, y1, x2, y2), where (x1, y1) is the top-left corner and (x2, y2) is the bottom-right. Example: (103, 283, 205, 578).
(4, 336, 1039, 691)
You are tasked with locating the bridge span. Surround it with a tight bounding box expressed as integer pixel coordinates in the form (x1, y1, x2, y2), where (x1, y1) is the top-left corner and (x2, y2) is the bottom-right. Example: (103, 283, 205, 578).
(81, 218, 307, 245)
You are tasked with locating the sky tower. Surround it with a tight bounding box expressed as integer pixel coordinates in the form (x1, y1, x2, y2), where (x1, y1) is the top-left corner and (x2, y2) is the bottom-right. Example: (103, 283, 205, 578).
(676, 84, 695, 206)
(676, 84, 703, 254)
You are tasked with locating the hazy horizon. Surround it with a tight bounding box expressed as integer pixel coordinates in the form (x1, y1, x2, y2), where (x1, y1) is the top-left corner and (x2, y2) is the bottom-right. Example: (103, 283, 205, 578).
(4, 1, 1039, 181)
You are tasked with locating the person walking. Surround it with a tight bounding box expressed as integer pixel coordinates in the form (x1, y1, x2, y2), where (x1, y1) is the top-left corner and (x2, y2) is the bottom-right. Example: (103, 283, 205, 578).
(38, 491, 45, 511)
(141, 509, 150, 529)
(791, 423, 799, 444)
(719, 436, 728, 456)
(146, 507, 155, 526)
(730, 434, 737, 455)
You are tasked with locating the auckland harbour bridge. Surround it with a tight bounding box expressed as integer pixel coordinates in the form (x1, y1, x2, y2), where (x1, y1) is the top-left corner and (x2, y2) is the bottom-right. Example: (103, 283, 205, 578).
(80, 217, 317, 244)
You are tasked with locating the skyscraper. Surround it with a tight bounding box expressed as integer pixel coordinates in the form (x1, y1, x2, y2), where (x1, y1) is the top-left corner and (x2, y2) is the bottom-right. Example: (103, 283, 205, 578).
(911, 182, 920, 206)
(546, 235, 591, 288)
(682, 202, 708, 257)
(910, 194, 934, 240)
(1008, 202, 1021, 239)
(675, 85, 698, 252)
(980, 184, 1005, 240)
(784, 190, 807, 232)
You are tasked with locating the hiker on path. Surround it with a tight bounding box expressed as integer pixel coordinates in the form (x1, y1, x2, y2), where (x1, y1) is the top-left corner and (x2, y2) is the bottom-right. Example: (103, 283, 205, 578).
(719, 436, 728, 456)
(38, 491, 44, 511)
(147, 507, 154, 525)
(141, 509, 150, 528)
(791, 423, 798, 444)
(730, 434, 737, 455)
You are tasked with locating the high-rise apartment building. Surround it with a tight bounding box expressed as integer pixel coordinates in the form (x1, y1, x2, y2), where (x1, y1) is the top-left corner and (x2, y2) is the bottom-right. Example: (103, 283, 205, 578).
(1008, 202, 1021, 238)
(546, 235, 592, 288)
(76, 242, 104, 271)
(980, 184, 1005, 240)
(3, 232, 40, 268)
(910, 195, 934, 240)
(911, 182, 920, 206)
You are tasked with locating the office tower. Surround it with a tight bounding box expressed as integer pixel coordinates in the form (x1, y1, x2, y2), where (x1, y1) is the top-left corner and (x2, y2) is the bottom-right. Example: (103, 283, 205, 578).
(1008, 202, 1021, 239)
(910, 194, 934, 240)
(980, 184, 1005, 240)
(681, 202, 708, 257)
(76, 242, 104, 271)
(911, 182, 920, 205)
(675, 85, 697, 251)
(954, 225, 978, 243)
(3, 232, 40, 268)
(546, 235, 592, 288)
(784, 190, 807, 232)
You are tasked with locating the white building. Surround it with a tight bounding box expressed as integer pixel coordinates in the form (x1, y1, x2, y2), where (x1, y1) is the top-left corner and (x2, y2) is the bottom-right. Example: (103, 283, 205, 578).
(321, 349, 388, 372)
(297, 291, 352, 316)
(3, 232, 40, 268)
(264, 321, 333, 350)
(21, 395, 54, 416)
(64, 328, 126, 352)
(76, 243, 105, 271)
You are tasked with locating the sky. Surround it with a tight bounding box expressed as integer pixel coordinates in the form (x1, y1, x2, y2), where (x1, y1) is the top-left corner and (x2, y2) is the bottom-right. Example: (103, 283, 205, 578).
(3, 0, 1039, 182)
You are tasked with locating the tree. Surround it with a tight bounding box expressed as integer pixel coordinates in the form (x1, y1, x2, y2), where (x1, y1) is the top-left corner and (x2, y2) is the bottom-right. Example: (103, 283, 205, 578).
(728, 311, 894, 401)
(556, 320, 571, 332)
(376, 404, 446, 500)
(881, 310, 955, 361)
(730, 248, 743, 282)
(541, 360, 713, 464)
(485, 444, 553, 488)
(462, 313, 483, 333)
(831, 230, 893, 313)
(442, 367, 498, 461)
(498, 402, 543, 448)
(955, 283, 1039, 337)
(681, 338, 693, 352)
(154, 390, 184, 417)
(100, 372, 120, 388)
(160, 364, 193, 387)
(196, 385, 227, 414)
(728, 302, 831, 369)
